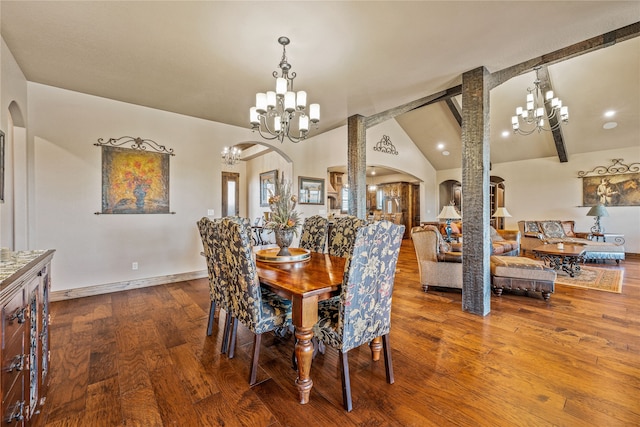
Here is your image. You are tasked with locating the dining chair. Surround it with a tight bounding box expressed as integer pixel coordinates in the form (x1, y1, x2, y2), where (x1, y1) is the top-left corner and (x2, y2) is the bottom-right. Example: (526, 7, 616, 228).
(327, 215, 366, 258)
(219, 217, 293, 385)
(299, 215, 329, 253)
(313, 220, 405, 411)
(197, 217, 234, 353)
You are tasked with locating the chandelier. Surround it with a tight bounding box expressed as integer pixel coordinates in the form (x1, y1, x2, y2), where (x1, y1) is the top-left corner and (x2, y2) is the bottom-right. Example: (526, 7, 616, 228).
(511, 66, 568, 135)
(249, 36, 320, 143)
(221, 146, 241, 166)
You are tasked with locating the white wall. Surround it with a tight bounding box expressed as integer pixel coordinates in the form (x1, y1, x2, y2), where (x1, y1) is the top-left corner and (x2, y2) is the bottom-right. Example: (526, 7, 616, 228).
(28, 83, 261, 291)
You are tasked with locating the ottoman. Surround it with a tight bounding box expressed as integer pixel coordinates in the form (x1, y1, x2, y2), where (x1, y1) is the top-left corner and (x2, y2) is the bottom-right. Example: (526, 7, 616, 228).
(581, 242, 625, 264)
(490, 256, 556, 301)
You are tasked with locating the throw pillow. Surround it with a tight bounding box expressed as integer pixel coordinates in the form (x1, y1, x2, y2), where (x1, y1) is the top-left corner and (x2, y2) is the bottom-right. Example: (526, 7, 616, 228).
(524, 221, 540, 233)
(538, 220, 566, 239)
(561, 221, 576, 237)
(490, 226, 505, 241)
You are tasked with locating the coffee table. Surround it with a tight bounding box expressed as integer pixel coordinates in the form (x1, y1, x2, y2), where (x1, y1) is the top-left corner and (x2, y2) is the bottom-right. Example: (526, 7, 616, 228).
(533, 244, 586, 277)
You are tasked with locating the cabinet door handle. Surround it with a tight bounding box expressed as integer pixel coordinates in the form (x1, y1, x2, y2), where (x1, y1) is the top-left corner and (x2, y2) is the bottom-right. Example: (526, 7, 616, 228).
(7, 354, 25, 372)
(5, 400, 24, 423)
(9, 307, 26, 324)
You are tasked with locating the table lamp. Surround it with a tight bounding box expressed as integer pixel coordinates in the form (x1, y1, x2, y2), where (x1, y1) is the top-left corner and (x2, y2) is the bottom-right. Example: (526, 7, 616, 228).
(491, 207, 512, 230)
(586, 204, 608, 233)
(437, 204, 462, 242)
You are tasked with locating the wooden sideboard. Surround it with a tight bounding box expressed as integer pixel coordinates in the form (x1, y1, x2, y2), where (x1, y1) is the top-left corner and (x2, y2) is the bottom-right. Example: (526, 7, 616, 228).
(0, 250, 55, 426)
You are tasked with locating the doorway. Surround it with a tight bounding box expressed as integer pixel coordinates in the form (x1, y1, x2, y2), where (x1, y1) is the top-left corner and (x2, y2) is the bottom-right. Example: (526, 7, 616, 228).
(221, 172, 240, 217)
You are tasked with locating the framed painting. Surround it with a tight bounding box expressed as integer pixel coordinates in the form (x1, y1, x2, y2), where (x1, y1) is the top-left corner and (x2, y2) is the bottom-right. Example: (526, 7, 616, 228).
(0, 130, 4, 203)
(260, 169, 278, 207)
(582, 172, 640, 207)
(298, 176, 324, 205)
(101, 146, 170, 214)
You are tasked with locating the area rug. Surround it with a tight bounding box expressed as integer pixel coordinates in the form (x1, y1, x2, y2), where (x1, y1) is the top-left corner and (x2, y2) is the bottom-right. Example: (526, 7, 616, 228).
(554, 266, 623, 293)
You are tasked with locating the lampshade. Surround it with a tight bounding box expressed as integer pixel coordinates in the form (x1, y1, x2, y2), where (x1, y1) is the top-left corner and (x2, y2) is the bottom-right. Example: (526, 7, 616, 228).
(492, 207, 512, 218)
(586, 204, 609, 217)
(437, 205, 461, 220)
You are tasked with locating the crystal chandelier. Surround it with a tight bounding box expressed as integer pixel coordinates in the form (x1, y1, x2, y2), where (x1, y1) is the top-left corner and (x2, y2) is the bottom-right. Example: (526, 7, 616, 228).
(221, 146, 241, 166)
(249, 36, 320, 143)
(511, 67, 569, 135)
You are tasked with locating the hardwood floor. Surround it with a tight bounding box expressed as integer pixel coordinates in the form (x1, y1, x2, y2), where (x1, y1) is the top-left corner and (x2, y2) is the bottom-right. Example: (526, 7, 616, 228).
(41, 241, 640, 426)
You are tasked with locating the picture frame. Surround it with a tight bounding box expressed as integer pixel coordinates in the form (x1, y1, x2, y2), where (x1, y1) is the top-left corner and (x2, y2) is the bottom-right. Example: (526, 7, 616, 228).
(582, 172, 640, 207)
(260, 169, 278, 207)
(298, 176, 324, 205)
(101, 146, 170, 214)
(0, 130, 5, 203)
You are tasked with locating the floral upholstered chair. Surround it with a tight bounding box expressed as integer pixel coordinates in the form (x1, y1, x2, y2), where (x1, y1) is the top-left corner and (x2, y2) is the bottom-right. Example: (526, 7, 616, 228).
(299, 215, 329, 253)
(313, 220, 405, 411)
(219, 217, 293, 385)
(327, 215, 366, 258)
(197, 217, 232, 343)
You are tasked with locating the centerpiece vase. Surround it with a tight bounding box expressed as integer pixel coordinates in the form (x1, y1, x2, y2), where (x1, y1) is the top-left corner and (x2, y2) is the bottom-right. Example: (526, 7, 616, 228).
(274, 228, 294, 257)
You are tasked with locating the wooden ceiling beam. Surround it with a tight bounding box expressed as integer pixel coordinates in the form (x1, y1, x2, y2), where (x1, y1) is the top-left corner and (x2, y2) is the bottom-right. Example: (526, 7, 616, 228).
(536, 65, 568, 162)
(490, 21, 640, 90)
(365, 85, 462, 128)
(445, 97, 462, 127)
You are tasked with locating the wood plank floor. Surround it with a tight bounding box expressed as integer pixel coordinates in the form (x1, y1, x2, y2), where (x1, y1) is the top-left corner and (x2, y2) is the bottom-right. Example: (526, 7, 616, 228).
(41, 241, 640, 426)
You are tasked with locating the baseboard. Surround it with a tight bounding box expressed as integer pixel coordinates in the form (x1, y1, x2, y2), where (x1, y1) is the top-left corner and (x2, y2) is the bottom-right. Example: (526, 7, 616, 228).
(50, 270, 208, 302)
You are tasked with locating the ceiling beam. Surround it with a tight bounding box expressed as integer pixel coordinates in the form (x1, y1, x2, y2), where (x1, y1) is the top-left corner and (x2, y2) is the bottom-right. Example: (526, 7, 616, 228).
(445, 97, 463, 127)
(536, 65, 568, 162)
(365, 85, 462, 128)
(490, 21, 640, 90)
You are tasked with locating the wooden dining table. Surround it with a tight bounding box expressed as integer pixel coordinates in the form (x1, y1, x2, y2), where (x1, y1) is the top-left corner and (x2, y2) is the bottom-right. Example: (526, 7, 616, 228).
(254, 247, 346, 404)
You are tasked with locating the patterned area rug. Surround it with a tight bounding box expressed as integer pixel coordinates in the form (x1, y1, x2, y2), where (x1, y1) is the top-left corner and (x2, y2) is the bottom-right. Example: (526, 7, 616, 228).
(555, 266, 623, 293)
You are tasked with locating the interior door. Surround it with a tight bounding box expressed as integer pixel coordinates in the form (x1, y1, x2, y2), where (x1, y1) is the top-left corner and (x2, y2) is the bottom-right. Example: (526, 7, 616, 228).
(221, 172, 240, 217)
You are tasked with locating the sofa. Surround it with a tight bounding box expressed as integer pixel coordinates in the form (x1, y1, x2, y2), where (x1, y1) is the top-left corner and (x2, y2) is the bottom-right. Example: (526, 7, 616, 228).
(518, 220, 625, 263)
(421, 221, 520, 256)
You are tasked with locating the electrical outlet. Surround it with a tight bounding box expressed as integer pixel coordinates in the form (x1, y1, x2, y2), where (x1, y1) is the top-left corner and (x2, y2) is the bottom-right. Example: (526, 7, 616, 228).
(207, 209, 214, 216)
(132, 262, 138, 270)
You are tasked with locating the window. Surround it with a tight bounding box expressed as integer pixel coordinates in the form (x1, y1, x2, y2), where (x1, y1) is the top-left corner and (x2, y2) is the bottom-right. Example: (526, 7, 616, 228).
(341, 187, 349, 213)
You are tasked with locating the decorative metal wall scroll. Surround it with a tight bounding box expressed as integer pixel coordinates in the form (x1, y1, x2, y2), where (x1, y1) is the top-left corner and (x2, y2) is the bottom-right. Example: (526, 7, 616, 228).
(94, 136, 175, 214)
(373, 135, 399, 155)
(578, 159, 640, 207)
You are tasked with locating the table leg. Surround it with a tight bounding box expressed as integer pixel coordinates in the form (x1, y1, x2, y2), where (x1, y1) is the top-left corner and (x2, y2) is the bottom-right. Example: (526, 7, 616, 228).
(369, 337, 382, 361)
(292, 295, 319, 404)
(294, 327, 314, 404)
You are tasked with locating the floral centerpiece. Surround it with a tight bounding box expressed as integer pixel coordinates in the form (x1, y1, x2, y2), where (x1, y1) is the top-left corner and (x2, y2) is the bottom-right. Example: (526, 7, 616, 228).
(263, 176, 301, 256)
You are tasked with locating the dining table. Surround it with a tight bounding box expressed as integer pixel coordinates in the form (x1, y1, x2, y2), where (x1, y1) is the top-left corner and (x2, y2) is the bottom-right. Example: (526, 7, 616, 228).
(254, 246, 346, 404)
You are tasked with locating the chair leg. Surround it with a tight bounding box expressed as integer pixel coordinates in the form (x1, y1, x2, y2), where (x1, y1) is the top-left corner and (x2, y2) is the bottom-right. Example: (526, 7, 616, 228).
(382, 334, 394, 384)
(249, 333, 262, 386)
(221, 313, 232, 354)
(206, 301, 216, 336)
(228, 317, 239, 359)
(339, 350, 353, 412)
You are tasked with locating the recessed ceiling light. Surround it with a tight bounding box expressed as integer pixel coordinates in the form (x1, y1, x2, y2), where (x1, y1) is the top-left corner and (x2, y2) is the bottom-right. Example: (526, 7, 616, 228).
(604, 110, 616, 118)
(501, 131, 510, 138)
(437, 143, 445, 150)
(603, 122, 618, 130)
(442, 150, 450, 156)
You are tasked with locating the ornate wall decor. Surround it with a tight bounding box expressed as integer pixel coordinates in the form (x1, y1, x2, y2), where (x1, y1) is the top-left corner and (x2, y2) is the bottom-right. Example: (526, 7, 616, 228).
(373, 135, 398, 155)
(95, 136, 175, 214)
(578, 159, 640, 207)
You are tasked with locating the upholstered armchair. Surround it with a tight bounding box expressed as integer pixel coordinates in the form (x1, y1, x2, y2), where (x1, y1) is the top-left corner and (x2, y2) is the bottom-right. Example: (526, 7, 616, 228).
(410, 225, 463, 292)
(313, 221, 405, 411)
(299, 215, 329, 253)
(219, 217, 293, 385)
(328, 215, 366, 258)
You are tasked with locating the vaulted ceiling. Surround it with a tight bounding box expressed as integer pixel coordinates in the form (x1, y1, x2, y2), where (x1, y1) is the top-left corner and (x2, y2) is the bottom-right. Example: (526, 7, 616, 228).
(1, 1, 638, 170)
